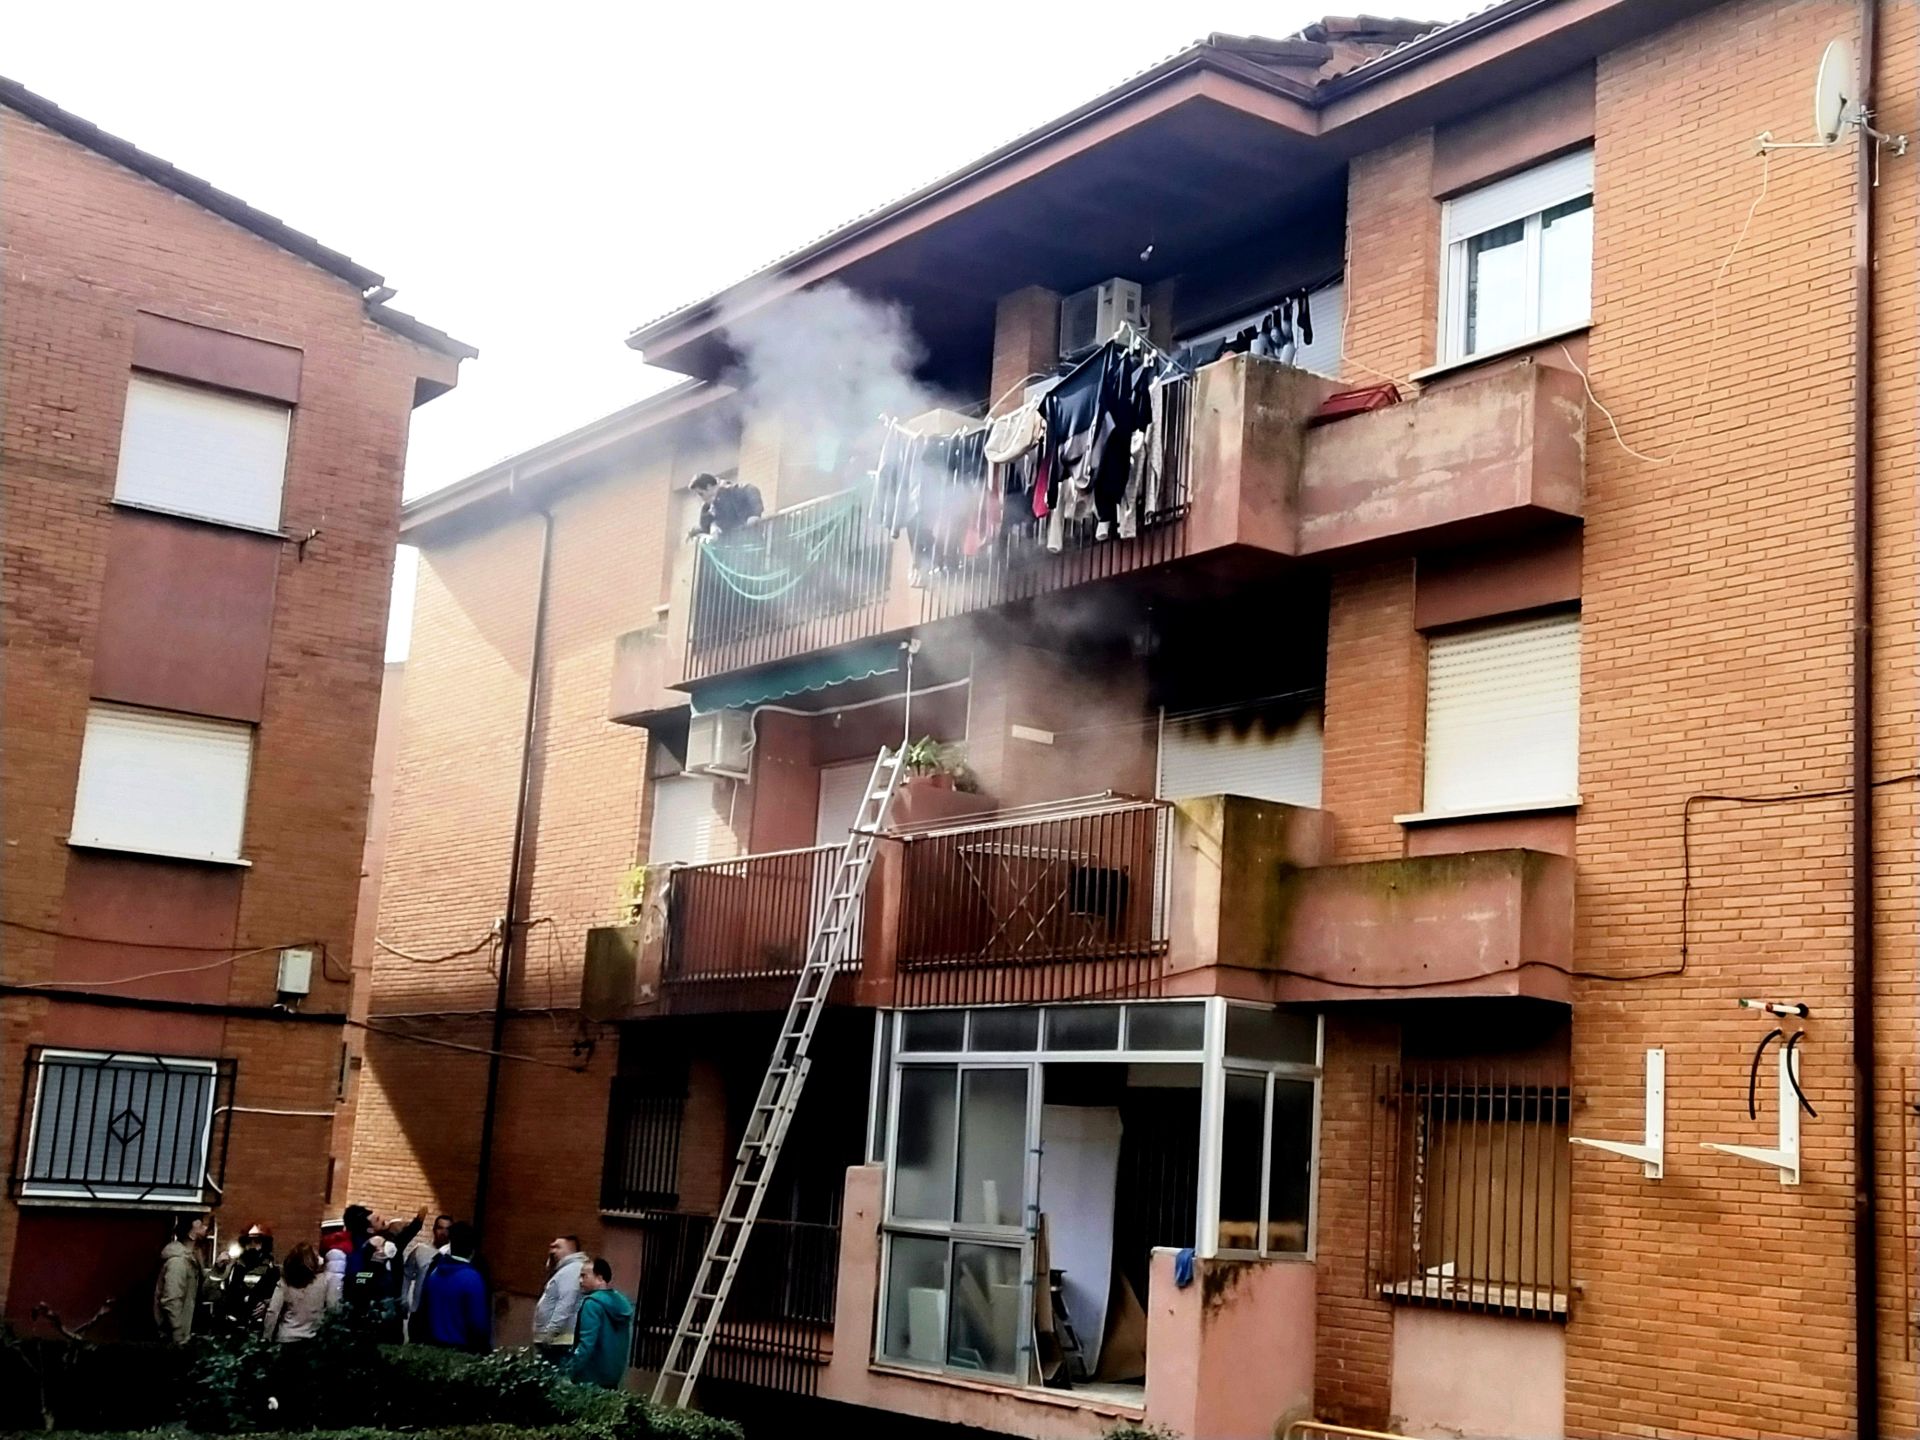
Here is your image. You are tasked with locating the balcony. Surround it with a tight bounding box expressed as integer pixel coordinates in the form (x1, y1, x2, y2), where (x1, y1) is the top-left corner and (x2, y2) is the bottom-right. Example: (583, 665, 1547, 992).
(612, 355, 1585, 720)
(661, 845, 861, 1014)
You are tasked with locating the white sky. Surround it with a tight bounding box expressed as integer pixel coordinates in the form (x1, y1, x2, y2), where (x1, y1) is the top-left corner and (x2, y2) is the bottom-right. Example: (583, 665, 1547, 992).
(8, 1, 1468, 657)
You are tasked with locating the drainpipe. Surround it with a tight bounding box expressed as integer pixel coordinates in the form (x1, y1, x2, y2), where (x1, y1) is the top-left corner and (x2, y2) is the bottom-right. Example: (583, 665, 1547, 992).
(1849, 2, 1880, 1435)
(472, 509, 555, 1246)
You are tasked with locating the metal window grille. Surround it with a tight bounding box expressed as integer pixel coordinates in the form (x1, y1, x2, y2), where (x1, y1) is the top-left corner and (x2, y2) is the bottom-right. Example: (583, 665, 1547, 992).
(600, 1067, 689, 1214)
(894, 799, 1173, 1008)
(1367, 1063, 1570, 1319)
(630, 1211, 839, 1395)
(10, 1048, 234, 1206)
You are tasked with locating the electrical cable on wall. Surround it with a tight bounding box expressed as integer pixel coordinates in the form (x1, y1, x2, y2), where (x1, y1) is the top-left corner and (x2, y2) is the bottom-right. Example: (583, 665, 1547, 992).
(347, 1016, 589, 1073)
(3, 935, 344, 988)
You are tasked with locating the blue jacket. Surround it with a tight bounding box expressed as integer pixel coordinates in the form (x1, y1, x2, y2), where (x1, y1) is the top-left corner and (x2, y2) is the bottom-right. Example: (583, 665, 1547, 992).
(418, 1256, 490, 1351)
(566, 1288, 633, 1389)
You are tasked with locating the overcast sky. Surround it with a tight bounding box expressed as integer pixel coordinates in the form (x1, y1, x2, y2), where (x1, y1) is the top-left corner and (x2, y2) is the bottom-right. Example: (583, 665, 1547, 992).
(9, 1, 1466, 654)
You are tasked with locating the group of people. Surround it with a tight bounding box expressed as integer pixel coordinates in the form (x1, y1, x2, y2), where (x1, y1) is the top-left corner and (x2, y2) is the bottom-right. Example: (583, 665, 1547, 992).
(151, 1210, 631, 1388)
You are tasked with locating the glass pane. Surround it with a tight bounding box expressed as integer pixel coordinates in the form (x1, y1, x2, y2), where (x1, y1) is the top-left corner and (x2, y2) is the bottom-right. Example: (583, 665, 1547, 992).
(1217, 1071, 1266, 1252)
(957, 1069, 1028, 1226)
(882, 1234, 948, 1366)
(1225, 1007, 1317, 1064)
(30, 1059, 209, 1193)
(892, 1067, 958, 1221)
(1464, 218, 1528, 355)
(902, 1010, 967, 1052)
(867, 1013, 894, 1164)
(1265, 1078, 1315, 1254)
(947, 1243, 1024, 1376)
(969, 1008, 1040, 1051)
(1538, 195, 1593, 334)
(1126, 1003, 1204, 1051)
(1046, 1005, 1122, 1051)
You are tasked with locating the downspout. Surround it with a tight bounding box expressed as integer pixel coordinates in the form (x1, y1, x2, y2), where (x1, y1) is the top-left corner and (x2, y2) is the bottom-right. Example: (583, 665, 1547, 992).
(1850, 1, 1880, 1435)
(472, 509, 555, 1245)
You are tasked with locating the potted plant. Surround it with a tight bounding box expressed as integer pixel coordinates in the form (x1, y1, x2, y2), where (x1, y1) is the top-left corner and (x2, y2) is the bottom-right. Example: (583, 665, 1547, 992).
(901, 737, 975, 792)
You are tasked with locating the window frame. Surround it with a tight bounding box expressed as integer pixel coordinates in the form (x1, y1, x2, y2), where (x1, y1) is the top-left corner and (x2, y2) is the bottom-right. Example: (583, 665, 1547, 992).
(68, 704, 256, 865)
(14, 1048, 230, 1208)
(1438, 149, 1595, 364)
(1420, 609, 1582, 817)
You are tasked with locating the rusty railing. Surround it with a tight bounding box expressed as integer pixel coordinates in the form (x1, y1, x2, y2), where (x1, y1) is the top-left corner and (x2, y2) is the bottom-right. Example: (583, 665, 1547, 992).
(893, 798, 1173, 1007)
(1366, 1063, 1571, 1320)
(684, 485, 894, 679)
(631, 1211, 839, 1395)
(664, 846, 855, 1011)
(917, 373, 1194, 625)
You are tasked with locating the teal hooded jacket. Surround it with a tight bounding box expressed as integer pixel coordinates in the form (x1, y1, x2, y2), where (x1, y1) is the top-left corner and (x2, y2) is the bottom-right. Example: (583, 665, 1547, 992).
(567, 1286, 634, 1389)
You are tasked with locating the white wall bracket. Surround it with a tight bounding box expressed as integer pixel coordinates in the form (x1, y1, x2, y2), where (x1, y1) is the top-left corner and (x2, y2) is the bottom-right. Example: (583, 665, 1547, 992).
(1703, 1045, 1802, 1186)
(1570, 1047, 1664, 1179)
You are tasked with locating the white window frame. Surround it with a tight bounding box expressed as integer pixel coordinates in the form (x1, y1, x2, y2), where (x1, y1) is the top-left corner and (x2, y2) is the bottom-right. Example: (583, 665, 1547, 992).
(69, 704, 255, 864)
(1420, 610, 1582, 817)
(112, 373, 293, 533)
(20, 1049, 221, 1206)
(1439, 148, 1594, 363)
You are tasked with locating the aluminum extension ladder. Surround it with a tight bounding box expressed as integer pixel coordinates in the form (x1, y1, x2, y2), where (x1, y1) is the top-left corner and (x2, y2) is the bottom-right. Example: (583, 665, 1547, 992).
(651, 746, 904, 1408)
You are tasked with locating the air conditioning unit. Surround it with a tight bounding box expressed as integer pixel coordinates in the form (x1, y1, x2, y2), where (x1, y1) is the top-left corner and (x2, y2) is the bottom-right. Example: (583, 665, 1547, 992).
(685, 708, 752, 778)
(1059, 278, 1144, 357)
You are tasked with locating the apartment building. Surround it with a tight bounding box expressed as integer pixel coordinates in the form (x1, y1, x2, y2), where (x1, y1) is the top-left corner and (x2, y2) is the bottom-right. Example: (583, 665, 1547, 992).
(0, 81, 470, 1334)
(351, 2, 1918, 1436)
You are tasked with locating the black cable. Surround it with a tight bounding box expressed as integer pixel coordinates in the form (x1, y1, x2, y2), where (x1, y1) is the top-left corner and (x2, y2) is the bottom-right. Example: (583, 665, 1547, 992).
(1784, 1030, 1818, 1118)
(1748, 1028, 1783, 1120)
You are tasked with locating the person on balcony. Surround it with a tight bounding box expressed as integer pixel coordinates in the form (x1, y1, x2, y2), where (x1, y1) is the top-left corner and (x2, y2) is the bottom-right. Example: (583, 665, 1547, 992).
(687, 471, 764, 539)
(565, 1257, 633, 1389)
(531, 1234, 586, 1361)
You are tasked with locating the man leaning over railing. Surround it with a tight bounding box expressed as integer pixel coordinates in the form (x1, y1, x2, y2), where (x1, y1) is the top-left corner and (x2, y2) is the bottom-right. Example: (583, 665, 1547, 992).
(688, 472, 764, 540)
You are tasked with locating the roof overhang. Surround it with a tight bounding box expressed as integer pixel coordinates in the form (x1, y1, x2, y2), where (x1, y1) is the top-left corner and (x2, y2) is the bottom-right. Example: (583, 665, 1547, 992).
(626, 0, 1722, 381)
(400, 380, 736, 544)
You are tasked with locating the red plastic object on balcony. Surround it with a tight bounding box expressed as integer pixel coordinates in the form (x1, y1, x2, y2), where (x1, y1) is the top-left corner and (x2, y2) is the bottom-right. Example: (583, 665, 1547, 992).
(1309, 383, 1402, 426)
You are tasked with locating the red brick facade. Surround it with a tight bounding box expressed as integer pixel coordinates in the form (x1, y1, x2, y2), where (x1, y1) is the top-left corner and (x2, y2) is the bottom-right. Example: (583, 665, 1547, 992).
(351, 2, 1920, 1435)
(0, 93, 462, 1332)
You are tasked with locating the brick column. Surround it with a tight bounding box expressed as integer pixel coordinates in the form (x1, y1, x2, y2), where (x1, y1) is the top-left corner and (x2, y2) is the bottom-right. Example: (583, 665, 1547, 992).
(990, 286, 1060, 415)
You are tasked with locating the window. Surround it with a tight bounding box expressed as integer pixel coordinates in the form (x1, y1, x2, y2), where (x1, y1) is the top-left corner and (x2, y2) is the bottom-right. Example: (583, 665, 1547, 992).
(15, 1049, 229, 1205)
(1441, 149, 1594, 362)
(1158, 700, 1323, 808)
(70, 705, 254, 863)
(600, 1061, 688, 1213)
(113, 374, 291, 531)
(1423, 612, 1580, 815)
(1371, 1064, 1570, 1317)
(647, 773, 719, 867)
(1177, 278, 1347, 378)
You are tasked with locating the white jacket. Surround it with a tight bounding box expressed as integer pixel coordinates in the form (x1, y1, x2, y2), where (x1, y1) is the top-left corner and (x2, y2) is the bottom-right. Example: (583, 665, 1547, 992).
(531, 1251, 585, 1344)
(322, 1245, 347, 1310)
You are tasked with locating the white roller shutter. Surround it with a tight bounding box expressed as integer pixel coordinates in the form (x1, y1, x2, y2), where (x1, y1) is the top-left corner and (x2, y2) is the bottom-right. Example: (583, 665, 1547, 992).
(815, 760, 874, 848)
(1423, 612, 1580, 813)
(1158, 705, 1323, 807)
(1443, 148, 1593, 241)
(70, 705, 254, 862)
(114, 374, 291, 531)
(648, 774, 718, 866)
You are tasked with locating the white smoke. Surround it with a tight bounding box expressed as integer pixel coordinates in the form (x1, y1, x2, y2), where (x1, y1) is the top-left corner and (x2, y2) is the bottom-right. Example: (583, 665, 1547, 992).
(720, 282, 943, 477)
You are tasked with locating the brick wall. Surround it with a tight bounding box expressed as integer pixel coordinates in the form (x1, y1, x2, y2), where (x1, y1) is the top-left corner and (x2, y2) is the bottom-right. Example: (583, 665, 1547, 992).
(0, 104, 452, 1315)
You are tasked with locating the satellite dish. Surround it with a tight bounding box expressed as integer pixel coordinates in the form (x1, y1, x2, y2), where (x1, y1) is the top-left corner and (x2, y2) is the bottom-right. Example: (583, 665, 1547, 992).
(1814, 38, 1857, 145)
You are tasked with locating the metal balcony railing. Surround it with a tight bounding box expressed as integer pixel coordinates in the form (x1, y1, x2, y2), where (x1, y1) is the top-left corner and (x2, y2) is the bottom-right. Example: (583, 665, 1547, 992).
(684, 485, 894, 679)
(892, 797, 1174, 1007)
(630, 1211, 839, 1395)
(663, 846, 858, 1012)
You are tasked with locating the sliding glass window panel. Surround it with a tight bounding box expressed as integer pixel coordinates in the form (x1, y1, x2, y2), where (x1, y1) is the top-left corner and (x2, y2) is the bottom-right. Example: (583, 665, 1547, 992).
(1216, 1070, 1267, 1253)
(867, 1012, 894, 1164)
(892, 1066, 958, 1221)
(1537, 195, 1594, 335)
(1224, 1007, 1318, 1065)
(956, 1068, 1029, 1227)
(1265, 1078, 1315, 1255)
(969, 1007, 1040, 1052)
(946, 1242, 1024, 1376)
(902, 1010, 966, 1052)
(1464, 218, 1529, 356)
(1126, 1002, 1204, 1052)
(881, 1234, 949, 1367)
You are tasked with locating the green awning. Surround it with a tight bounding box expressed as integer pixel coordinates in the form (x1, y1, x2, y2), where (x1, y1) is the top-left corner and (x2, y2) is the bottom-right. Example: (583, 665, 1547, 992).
(687, 639, 903, 715)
